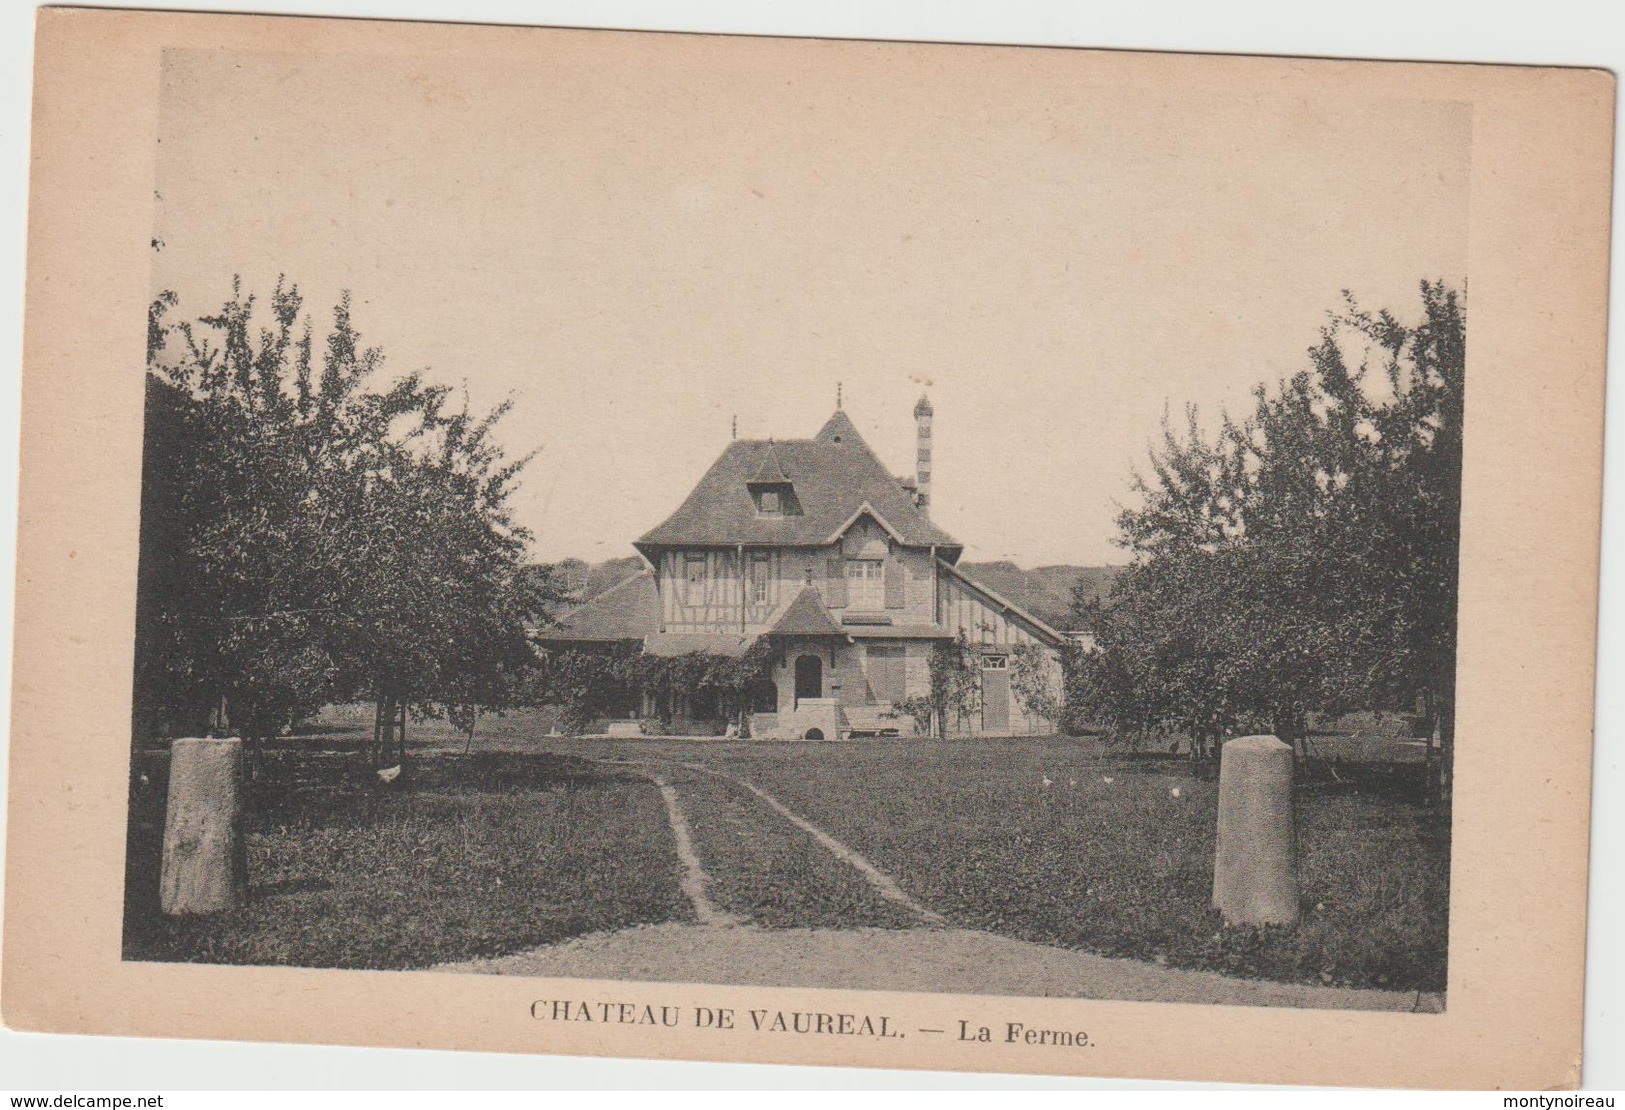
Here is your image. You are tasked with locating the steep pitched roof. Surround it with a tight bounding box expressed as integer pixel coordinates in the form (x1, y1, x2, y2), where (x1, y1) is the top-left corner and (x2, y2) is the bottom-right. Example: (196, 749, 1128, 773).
(767, 586, 844, 636)
(533, 571, 659, 643)
(814, 408, 864, 445)
(636, 410, 961, 551)
(748, 442, 791, 484)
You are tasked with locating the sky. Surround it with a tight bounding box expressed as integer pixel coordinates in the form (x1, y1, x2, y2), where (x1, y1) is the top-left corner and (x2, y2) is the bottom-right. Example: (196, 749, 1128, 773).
(150, 33, 1470, 568)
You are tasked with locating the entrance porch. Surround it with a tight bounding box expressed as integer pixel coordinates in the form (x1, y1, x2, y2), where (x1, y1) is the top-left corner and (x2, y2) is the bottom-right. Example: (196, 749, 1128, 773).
(751, 635, 921, 740)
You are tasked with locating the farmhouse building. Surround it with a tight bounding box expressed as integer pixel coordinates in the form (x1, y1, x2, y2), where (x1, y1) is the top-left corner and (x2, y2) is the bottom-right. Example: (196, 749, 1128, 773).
(539, 398, 1066, 739)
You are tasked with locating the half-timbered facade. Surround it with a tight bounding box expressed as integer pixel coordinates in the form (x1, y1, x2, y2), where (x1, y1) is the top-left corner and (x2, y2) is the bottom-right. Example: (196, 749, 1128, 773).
(541, 398, 1066, 738)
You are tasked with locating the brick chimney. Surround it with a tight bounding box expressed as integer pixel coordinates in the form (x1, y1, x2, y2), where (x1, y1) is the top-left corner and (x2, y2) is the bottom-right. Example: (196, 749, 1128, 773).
(913, 393, 933, 518)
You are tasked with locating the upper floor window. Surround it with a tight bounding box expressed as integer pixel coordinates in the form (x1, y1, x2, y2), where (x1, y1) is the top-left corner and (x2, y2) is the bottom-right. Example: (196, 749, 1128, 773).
(749, 553, 771, 605)
(684, 554, 708, 605)
(846, 559, 884, 610)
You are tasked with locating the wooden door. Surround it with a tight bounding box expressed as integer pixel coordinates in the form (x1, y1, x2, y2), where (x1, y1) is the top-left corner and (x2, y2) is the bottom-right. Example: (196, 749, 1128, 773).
(866, 645, 907, 705)
(981, 658, 1010, 732)
(794, 654, 823, 702)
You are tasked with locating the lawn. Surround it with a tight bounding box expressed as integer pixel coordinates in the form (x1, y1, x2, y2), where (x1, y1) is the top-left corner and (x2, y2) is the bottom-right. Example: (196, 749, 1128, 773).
(280, 703, 568, 754)
(556, 735, 1450, 993)
(122, 750, 691, 969)
(124, 719, 1450, 994)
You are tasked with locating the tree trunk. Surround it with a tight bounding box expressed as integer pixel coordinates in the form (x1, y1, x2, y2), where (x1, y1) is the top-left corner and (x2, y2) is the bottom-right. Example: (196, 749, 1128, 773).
(1420, 688, 1438, 802)
(376, 692, 396, 768)
(1271, 707, 1305, 765)
(1188, 715, 1205, 769)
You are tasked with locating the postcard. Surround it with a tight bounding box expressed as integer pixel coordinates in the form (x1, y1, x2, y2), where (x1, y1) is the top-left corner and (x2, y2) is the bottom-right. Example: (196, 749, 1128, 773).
(2, 7, 1612, 1088)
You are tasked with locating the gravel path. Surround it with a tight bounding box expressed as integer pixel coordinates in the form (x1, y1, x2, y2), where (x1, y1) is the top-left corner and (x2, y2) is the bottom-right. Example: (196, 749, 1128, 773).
(662, 772, 920, 929)
(670, 759, 943, 925)
(439, 923, 1442, 1012)
(646, 771, 742, 927)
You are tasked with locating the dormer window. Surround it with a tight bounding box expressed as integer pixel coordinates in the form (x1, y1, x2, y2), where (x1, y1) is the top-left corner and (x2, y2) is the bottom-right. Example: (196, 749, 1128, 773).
(747, 442, 800, 518)
(751, 483, 800, 517)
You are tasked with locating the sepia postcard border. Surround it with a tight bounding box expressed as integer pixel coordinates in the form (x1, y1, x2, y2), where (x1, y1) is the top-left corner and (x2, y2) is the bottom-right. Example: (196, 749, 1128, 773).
(2, 7, 1613, 1089)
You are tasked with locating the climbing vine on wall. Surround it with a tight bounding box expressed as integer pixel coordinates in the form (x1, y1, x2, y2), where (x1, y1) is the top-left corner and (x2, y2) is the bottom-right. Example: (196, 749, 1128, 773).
(1010, 642, 1062, 730)
(533, 640, 774, 734)
(898, 631, 981, 738)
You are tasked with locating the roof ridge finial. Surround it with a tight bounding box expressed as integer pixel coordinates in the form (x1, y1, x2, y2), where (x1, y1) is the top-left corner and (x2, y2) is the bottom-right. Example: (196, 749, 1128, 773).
(731, 414, 737, 440)
(837, 381, 842, 410)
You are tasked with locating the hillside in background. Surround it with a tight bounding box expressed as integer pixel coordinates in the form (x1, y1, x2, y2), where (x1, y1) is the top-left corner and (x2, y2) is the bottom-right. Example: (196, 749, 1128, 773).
(958, 561, 1123, 631)
(545, 553, 1123, 631)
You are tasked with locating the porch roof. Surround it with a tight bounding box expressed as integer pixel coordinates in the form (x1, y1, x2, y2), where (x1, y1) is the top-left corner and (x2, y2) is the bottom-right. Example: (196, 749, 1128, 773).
(766, 585, 845, 637)
(643, 632, 757, 658)
(842, 624, 955, 640)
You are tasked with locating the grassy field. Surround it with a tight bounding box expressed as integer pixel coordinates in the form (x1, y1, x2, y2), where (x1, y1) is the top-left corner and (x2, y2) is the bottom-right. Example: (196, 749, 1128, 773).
(127, 711, 1449, 993)
(123, 750, 690, 969)
(553, 735, 1450, 993)
(284, 703, 566, 753)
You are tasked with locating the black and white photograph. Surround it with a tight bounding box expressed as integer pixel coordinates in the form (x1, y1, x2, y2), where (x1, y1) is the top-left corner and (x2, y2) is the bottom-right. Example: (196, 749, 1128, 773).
(120, 31, 1467, 1014)
(5, 2, 1616, 1093)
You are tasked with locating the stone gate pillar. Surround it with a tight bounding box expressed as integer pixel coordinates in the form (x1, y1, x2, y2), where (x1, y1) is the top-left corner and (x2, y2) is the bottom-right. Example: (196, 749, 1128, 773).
(1212, 734, 1299, 926)
(160, 737, 248, 915)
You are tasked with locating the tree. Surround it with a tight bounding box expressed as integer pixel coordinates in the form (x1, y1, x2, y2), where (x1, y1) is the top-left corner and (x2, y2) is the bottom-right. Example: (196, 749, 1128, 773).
(1069, 551, 1242, 760)
(531, 646, 639, 735)
(1087, 281, 1464, 789)
(528, 642, 772, 736)
(432, 568, 568, 752)
(138, 280, 350, 749)
(136, 279, 559, 766)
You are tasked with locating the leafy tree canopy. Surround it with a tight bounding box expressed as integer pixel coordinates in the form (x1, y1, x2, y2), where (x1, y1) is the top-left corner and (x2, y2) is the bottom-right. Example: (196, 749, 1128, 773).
(136, 279, 564, 754)
(1070, 281, 1464, 763)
